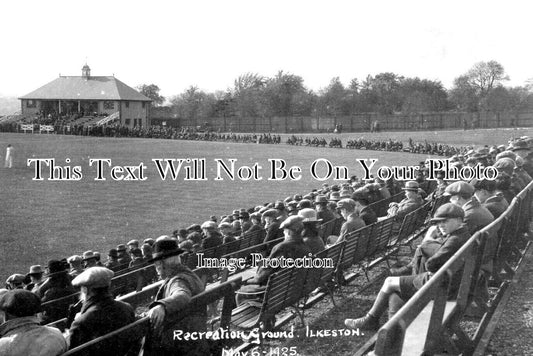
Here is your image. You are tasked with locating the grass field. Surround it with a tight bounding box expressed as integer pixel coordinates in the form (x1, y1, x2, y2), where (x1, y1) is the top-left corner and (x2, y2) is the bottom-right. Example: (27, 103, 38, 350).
(0, 127, 532, 283)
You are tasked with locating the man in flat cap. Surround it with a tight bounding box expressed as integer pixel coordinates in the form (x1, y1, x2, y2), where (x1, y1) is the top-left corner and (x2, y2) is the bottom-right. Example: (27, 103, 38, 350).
(67, 267, 135, 356)
(262, 208, 283, 245)
(145, 238, 207, 356)
(67, 255, 84, 278)
(445, 181, 494, 234)
(345, 203, 470, 331)
(5, 275, 25, 290)
(200, 221, 223, 249)
(0, 290, 68, 355)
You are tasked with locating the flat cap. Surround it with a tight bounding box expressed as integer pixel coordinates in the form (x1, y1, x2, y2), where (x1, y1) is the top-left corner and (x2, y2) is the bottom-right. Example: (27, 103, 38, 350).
(444, 181, 475, 197)
(67, 255, 82, 264)
(430, 203, 465, 222)
(297, 199, 313, 210)
(72, 267, 114, 288)
(6, 274, 25, 286)
(0, 290, 41, 317)
(493, 158, 516, 174)
(280, 215, 304, 232)
(298, 208, 322, 223)
(337, 198, 356, 210)
(262, 208, 279, 218)
(201, 221, 217, 230)
(127, 239, 139, 246)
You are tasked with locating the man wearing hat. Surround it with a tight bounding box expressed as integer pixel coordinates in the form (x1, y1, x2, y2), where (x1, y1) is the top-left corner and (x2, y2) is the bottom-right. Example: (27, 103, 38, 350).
(127, 239, 140, 255)
(299, 208, 325, 254)
(38, 260, 77, 325)
(387, 181, 424, 221)
(352, 194, 378, 225)
(146, 238, 207, 355)
(332, 198, 366, 245)
(104, 249, 120, 271)
(82, 250, 98, 269)
(219, 222, 236, 243)
(262, 208, 283, 245)
(5, 275, 25, 290)
(25, 265, 44, 293)
(345, 203, 470, 331)
(68, 255, 84, 278)
(314, 195, 336, 223)
(239, 211, 252, 233)
(67, 267, 135, 355)
(247, 212, 265, 235)
(237, 216, 311, 306)
(116, 244, 131, 266)
(472, 179, 509, 219)
(445, 181, 494, 234)
(200, 220, 223, 249)
(0, 290, 68, 355)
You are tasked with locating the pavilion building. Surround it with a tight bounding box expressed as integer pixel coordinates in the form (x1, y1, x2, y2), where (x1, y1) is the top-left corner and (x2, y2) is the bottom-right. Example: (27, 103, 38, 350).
(18, 64, 151, 127)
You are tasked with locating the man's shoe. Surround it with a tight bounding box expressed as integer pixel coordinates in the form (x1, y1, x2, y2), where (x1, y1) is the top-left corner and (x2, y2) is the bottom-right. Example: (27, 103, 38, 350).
(344, 314, 379, 331)
(389, 265, 412, 276)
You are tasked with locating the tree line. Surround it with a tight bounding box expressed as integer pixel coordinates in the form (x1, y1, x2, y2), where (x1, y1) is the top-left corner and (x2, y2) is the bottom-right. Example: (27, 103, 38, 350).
(138, 60, 533, 120)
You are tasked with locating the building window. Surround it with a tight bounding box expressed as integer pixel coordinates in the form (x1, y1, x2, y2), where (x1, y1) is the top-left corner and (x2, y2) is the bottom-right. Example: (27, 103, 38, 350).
(125, 118, 131, 125)
(26, 100, 36, 108)
(104, 101, 114, 110)
(125, 101, 129, 108)
(142, 102, 146, 109)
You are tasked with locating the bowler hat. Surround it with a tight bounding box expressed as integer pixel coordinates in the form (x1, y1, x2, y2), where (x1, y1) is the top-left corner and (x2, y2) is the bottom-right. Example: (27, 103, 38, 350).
(149, 239, 185, 262)
(46, 260, 68, 277)
(0, 290, 41, 317)
(72, 267, 114, 288)
(430, 203, 465, 222)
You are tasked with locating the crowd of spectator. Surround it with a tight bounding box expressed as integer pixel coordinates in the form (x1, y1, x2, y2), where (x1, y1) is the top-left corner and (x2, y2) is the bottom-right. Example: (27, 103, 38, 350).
(1, 135, 532, 355)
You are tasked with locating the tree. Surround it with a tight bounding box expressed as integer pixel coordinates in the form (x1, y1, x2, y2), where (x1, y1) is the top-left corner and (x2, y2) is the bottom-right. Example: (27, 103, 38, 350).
(136, 84, 165, 106)
(263, 71, 307, 117)
(449, 60, 509, 112)
(398, 78, 449, 113)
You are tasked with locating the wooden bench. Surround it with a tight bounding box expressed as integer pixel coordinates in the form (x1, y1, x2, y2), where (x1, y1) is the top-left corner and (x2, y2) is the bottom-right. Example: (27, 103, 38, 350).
(231, 267, 307, 331)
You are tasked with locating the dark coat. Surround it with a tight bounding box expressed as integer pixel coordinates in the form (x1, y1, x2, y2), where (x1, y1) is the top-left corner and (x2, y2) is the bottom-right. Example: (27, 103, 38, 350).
(359, 206, 378, 225)
(68, 293, 135, 356)
(337, 212, 365, 243)
(483, 194, 509, 219)
(148, 265, 207, 356)
(463, 197, 494, 234)
(201, 231, 223, 250)
(412, 225, 471, 298)
(263, 221, 283, 243)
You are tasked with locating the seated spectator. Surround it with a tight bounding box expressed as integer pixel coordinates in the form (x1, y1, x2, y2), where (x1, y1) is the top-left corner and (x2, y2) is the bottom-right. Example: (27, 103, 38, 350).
(0, 290, 68, 355)
(200, 221, 223, 249)
(262, 208, 283, 244)
(218, 222, 236, 244)
(328, 199, 365, 245)
(236, 216, 311, 306)
(314, 195, 336, 223)
(5, 275, 25, 290)
(472, 179, 509, 219)
(67, 267, 135, 355)
(345, 203, 470, 331)
(129, 248, 145, 268)
(445, 181, 494, 234)
(104, 249, 120, 271)
(246, 212, 264, 235)
(94, 252, 103, 267)
(146, 239, 208, 355)
(82, 251, 99, 269)
(299, 208, 325, 254)
(141, 243, 153, 262)
(352, 194, 378, 225)
(127, 239, 139, 255)
(387, 181, 424, 221)
(187, 232, 203, 252)
(25, 265, 45, 293)
(116, 244, 131, 266)
(143, 237, 155, 247)
(38, 260, 77, 324)
(239, 212, 253, 233)
(67, 255, 84, 278)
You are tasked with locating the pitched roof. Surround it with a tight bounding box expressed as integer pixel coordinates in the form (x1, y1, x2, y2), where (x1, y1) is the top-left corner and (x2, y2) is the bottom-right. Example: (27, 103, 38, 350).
(19, 76, 151, 101)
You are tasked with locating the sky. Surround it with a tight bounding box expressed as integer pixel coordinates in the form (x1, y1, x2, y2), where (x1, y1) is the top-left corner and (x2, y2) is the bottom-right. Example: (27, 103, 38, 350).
(1, 0, 533, 99)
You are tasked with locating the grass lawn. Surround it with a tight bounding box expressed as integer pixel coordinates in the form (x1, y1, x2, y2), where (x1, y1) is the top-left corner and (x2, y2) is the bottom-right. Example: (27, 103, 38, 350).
(0, 127, 531, 283)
